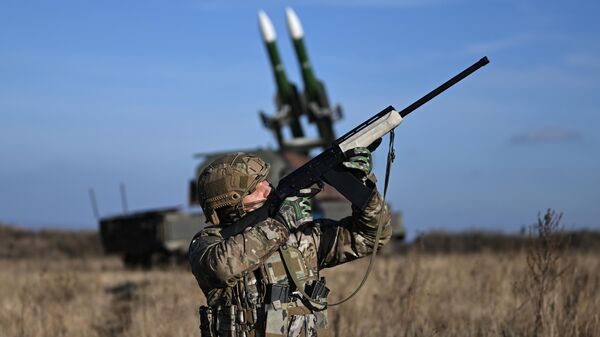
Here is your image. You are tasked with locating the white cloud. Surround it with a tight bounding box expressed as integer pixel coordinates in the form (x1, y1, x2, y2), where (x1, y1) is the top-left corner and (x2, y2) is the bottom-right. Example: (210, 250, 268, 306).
(564, 52, 600, 70)
(510, 128, 581, 144)
(476, 64, 599, 93)
(466, 33, 535, 54)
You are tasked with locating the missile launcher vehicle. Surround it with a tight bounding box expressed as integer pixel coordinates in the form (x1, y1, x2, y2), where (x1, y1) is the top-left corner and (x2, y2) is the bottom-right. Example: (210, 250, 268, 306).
(98, 8, 404, 267)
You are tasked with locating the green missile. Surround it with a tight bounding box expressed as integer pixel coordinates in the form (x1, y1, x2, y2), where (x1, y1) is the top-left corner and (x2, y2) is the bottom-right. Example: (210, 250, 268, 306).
(286, 7, 336, 145)
(258, 10, 305, 139)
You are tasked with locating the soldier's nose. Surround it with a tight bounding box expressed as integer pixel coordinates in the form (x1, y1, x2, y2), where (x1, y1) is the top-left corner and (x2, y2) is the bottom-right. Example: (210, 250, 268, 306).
(260, 181, 272, 197)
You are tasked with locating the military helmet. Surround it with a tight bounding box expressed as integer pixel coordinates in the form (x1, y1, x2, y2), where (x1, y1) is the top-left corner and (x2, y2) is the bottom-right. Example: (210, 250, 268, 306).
(197, 152, 270, 225)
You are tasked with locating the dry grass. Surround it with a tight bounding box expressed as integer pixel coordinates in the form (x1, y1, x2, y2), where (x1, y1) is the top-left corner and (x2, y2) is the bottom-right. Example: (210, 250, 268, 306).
(0, 225, 102, 259)
(324, 251, 600, 337)
(0, 258, 203, 337)
(0, 250, 598, 337)
(1, 217, 598, 337)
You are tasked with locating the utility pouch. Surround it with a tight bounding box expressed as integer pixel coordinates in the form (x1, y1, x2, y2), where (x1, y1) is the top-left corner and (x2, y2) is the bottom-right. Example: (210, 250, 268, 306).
(305, 277, 330, 302)
(199, 306, 216, 337)
(266, 283, 290, 307)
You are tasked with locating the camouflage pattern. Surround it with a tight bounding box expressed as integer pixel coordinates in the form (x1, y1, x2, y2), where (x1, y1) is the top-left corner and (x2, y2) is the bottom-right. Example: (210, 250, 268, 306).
(341, 147, 372, 179)
(189, 189, 391, 336)
(197, 153, 271, 225)
(277, 193, 313, 230)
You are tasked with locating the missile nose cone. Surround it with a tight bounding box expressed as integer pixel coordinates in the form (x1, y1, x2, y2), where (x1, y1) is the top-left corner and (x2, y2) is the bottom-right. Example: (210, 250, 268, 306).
(285, 7, 304, 40)
(258, 10, 277, 42)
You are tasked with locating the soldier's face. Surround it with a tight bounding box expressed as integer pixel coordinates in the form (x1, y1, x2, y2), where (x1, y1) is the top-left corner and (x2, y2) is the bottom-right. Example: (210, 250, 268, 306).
(242, 180, 272, 212)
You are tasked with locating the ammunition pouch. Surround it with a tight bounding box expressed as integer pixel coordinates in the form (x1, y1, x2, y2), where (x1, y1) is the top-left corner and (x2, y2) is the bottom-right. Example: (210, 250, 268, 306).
(266, 283, 290, 307)
(304, 278, 330, 303)
(199, 305, 261, 337)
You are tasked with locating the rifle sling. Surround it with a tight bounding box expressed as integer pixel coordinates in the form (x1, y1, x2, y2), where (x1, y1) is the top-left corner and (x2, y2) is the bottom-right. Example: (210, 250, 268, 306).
(328, 128, 396, 307)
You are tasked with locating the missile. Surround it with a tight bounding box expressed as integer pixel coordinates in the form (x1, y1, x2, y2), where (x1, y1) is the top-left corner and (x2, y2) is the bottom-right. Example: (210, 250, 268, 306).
(286, 7, 337, 145)
(258, 10, 305, 140)
(286, 7, 318, 98)
(258, 11, 288, 98)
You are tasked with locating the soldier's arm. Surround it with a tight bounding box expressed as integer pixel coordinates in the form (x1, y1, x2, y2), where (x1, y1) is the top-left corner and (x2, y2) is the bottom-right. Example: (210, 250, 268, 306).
(189, 218, 289, 287)
(316, 190, 391, 269)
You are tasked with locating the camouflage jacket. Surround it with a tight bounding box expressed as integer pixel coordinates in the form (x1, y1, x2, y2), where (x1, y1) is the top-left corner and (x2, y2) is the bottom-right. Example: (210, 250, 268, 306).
(189, 191, 391, 336)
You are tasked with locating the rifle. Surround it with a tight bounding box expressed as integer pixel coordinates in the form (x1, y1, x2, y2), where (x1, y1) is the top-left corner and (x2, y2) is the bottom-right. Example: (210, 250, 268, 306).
(220, 56, 489, 239)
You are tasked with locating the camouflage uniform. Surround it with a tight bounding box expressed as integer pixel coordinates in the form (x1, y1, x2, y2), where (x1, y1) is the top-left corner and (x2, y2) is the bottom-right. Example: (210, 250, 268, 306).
(189, 190, 391, 337)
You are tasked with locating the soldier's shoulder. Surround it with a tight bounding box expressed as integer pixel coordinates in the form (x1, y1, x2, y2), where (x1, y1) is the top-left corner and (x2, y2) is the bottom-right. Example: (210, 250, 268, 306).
(189, 225, 223, 253)
(194, 225, 224, 239)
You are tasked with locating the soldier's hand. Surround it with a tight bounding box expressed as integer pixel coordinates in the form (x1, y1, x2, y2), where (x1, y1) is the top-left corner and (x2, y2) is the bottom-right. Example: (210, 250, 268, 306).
(276, 190, 313, 231)
(342, 147, 372, 179)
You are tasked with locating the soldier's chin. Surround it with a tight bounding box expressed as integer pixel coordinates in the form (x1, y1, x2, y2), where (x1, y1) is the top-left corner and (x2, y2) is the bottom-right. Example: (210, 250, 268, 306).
(243, 199, 266, 213)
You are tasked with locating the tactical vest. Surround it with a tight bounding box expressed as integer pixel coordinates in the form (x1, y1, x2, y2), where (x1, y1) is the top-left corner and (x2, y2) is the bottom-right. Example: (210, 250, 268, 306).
(198, 241, 330, 337)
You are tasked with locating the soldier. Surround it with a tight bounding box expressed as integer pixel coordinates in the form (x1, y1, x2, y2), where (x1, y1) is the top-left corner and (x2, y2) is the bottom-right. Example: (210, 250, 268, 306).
(189, 150, 391, 337)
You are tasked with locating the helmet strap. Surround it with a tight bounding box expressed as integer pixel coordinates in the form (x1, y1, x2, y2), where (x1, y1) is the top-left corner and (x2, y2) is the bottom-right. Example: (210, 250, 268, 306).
(207, 209, 220, 225)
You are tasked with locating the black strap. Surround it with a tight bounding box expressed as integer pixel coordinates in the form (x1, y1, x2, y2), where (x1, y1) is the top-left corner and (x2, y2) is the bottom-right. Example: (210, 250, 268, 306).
(384, 129, 395, 199)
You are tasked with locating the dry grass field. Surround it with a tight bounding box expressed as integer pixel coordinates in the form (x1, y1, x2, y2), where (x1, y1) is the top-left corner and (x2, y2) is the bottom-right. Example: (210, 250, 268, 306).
(1, 216, 599, 337)
(0, 251, 598, 337)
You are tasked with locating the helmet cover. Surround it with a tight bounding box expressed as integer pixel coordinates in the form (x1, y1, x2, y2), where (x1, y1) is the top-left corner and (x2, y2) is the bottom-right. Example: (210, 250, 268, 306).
(197, 152, 270, 224)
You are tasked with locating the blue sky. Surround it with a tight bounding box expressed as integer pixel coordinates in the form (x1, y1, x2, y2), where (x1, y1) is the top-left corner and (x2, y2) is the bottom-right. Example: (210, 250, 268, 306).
(1, 0, 598, 237)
